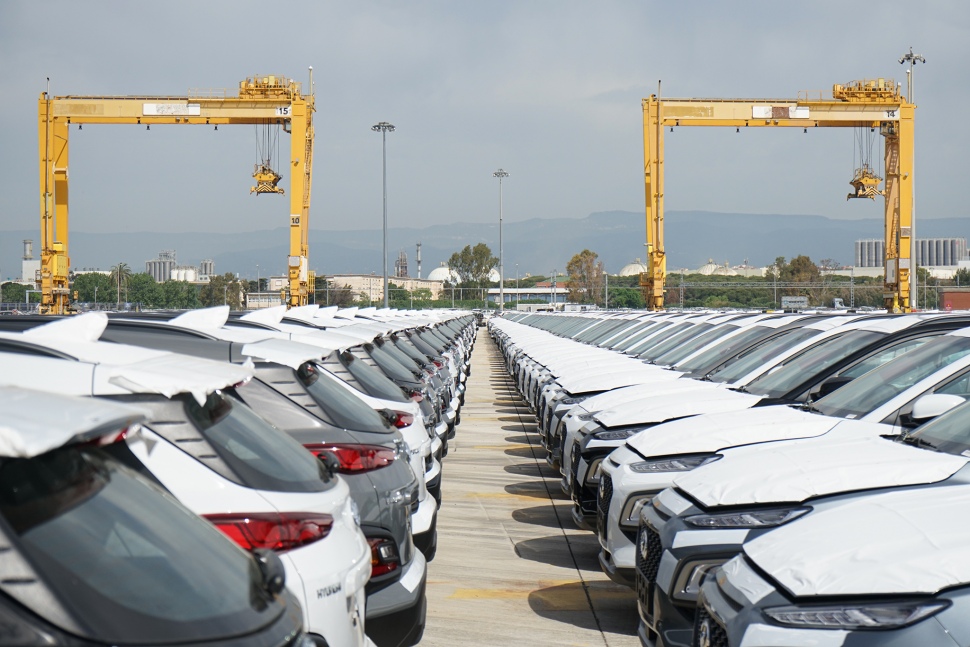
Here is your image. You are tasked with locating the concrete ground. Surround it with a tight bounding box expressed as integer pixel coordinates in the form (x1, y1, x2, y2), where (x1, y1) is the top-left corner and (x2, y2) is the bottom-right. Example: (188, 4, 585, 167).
(422, 328, 641, 647)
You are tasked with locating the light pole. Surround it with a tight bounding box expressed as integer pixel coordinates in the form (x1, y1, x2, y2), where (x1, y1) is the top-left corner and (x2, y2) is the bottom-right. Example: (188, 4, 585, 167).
(223, 284, 228, 306)
(516, 263, 519, 309)
(94, 286, 98, 311)
(372, 121, 395, 308)
(493, 168, 509, 313)
(899, 46, 925, 311)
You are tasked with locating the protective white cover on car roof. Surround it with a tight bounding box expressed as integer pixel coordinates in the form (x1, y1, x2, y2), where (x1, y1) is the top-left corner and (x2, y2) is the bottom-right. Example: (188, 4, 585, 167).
(676, 429, 967, 507)
(238, 305, 288, 326)
(22, 312, 106, 342)
(625, 405, 837, 457)
(595, 387, 762, 428)
(0, 386, 147, 458)
(0, 315, 254, 404)
(168, 305, 232, 331)
(240, 338, 327, 369)
(744, 483, 970, 596)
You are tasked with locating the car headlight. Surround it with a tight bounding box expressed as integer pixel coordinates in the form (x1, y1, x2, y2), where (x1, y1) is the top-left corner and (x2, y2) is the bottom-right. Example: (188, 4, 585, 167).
(684, 507, 810, 529)
(764, 600, 950, 629)
(672, 559, 729, 602)
(592, 429, 637, 441)
(585, 458, 604, 485)
(629, 454, 721, 473)
(578, 412, 599, 422)
(560, 395, 590, 405)
(619, 491, 662, 528)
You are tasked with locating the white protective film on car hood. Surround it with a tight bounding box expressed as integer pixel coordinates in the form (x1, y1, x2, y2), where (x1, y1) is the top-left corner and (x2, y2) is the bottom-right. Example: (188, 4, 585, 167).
(556, 365, 683, 395)
(577, 380, 704, 414)
(0, 387, 147, 458)
(625, 405, 835, 457)
(745, 484, 970, 596)
(677, 427, 968, 507)
(594, 387, 761, 428)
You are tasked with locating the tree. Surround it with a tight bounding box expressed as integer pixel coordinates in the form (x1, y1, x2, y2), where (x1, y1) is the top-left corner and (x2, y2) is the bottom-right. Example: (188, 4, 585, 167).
(127, 273, 161, 308)
(447, 243, 498, 288)
(317, 280, 355, 307)
(73, 272, 114, 306)
(158, 280, 200, 309)
(109, 263, 132, 307)
(566, 249, 605, 304)
(200, 273, 245, 308)
(955, 268, 970, 287)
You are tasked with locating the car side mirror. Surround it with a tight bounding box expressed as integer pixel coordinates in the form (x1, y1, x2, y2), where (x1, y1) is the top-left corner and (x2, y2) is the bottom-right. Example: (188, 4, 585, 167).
(253, 548, 286, 595)
(816, 375, 854, 399)
(911, 393, 966, 423)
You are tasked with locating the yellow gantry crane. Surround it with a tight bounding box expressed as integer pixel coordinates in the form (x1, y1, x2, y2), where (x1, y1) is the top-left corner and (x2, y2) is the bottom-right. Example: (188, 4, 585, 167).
(641, 79, 914, 312)
(38, 73, 315, 314)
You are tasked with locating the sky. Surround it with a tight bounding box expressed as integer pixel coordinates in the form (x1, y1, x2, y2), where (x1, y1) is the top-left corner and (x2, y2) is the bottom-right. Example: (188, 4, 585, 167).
(1, 1, 967, 243)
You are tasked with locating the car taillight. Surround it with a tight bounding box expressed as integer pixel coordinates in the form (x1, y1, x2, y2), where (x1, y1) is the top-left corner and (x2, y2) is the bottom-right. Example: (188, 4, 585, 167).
(390, 411, 414, 428)
(205, 512, 333, 552)
(367, 537, 401, 577)
(305, 443, 396, 473)
(406, 388, 424, 403)
(433, 359, 444, 369)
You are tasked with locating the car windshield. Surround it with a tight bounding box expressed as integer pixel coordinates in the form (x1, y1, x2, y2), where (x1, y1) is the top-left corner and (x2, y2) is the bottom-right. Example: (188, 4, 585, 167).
(639, 323, 715, 361)
(676, 325, 782, 375)
(185, 391, 334, 492)
(812, 335, 970, 419)
(0, 445, 279, 644)
(906, 399, 970, 454)
(297, 362, 392, 433)
(627, 321, 693, 355)
(744, 330, 884, 398)
(338, 351, 409, 402)
(653, 323, 741, 366)
(706, 327, 819, 384)
(612, 321, 672, 351)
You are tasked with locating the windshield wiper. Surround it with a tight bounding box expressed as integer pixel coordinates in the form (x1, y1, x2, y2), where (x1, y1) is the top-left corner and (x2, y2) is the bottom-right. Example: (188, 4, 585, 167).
(899, 434, 939, 451)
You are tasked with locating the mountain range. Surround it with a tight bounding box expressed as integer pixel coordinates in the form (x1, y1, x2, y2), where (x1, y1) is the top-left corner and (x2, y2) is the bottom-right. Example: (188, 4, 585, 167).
(3, 210, 969, 281)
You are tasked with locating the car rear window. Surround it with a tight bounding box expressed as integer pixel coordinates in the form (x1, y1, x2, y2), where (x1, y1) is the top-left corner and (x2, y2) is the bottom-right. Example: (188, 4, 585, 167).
(184, 391, 335, 492)
(0, 445, 280, 643)
(296, 363, 393, 433)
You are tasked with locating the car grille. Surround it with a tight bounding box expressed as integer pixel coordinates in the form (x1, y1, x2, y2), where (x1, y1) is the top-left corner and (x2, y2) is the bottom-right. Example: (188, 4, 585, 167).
(635, 522, 662, 586)
(693, 606, 729, 647)
(596, 474, 613, 535)
(569, 444, 581, 494)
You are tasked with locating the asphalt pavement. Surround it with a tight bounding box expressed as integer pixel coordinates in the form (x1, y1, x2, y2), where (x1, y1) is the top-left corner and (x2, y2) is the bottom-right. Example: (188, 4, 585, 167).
(422, 327, 640, 646)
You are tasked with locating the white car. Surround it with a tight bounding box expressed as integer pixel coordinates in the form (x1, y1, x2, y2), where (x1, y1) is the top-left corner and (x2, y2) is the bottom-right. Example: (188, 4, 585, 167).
(0, 315, 375, 647)
(0, 386, 312, 647)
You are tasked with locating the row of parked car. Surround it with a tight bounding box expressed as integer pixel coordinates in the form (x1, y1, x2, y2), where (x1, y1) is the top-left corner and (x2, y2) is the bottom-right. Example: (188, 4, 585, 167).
(0, 304, 475, 647)
(491, 309, 970, 647)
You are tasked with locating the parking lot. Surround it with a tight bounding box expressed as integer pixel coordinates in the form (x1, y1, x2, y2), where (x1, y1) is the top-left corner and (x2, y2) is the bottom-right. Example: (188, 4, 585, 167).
(423, 328, 640, 646)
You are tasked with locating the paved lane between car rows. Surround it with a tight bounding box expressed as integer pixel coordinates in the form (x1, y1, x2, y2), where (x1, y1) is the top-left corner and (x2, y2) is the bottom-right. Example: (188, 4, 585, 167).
(422, 327, 640, 646)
